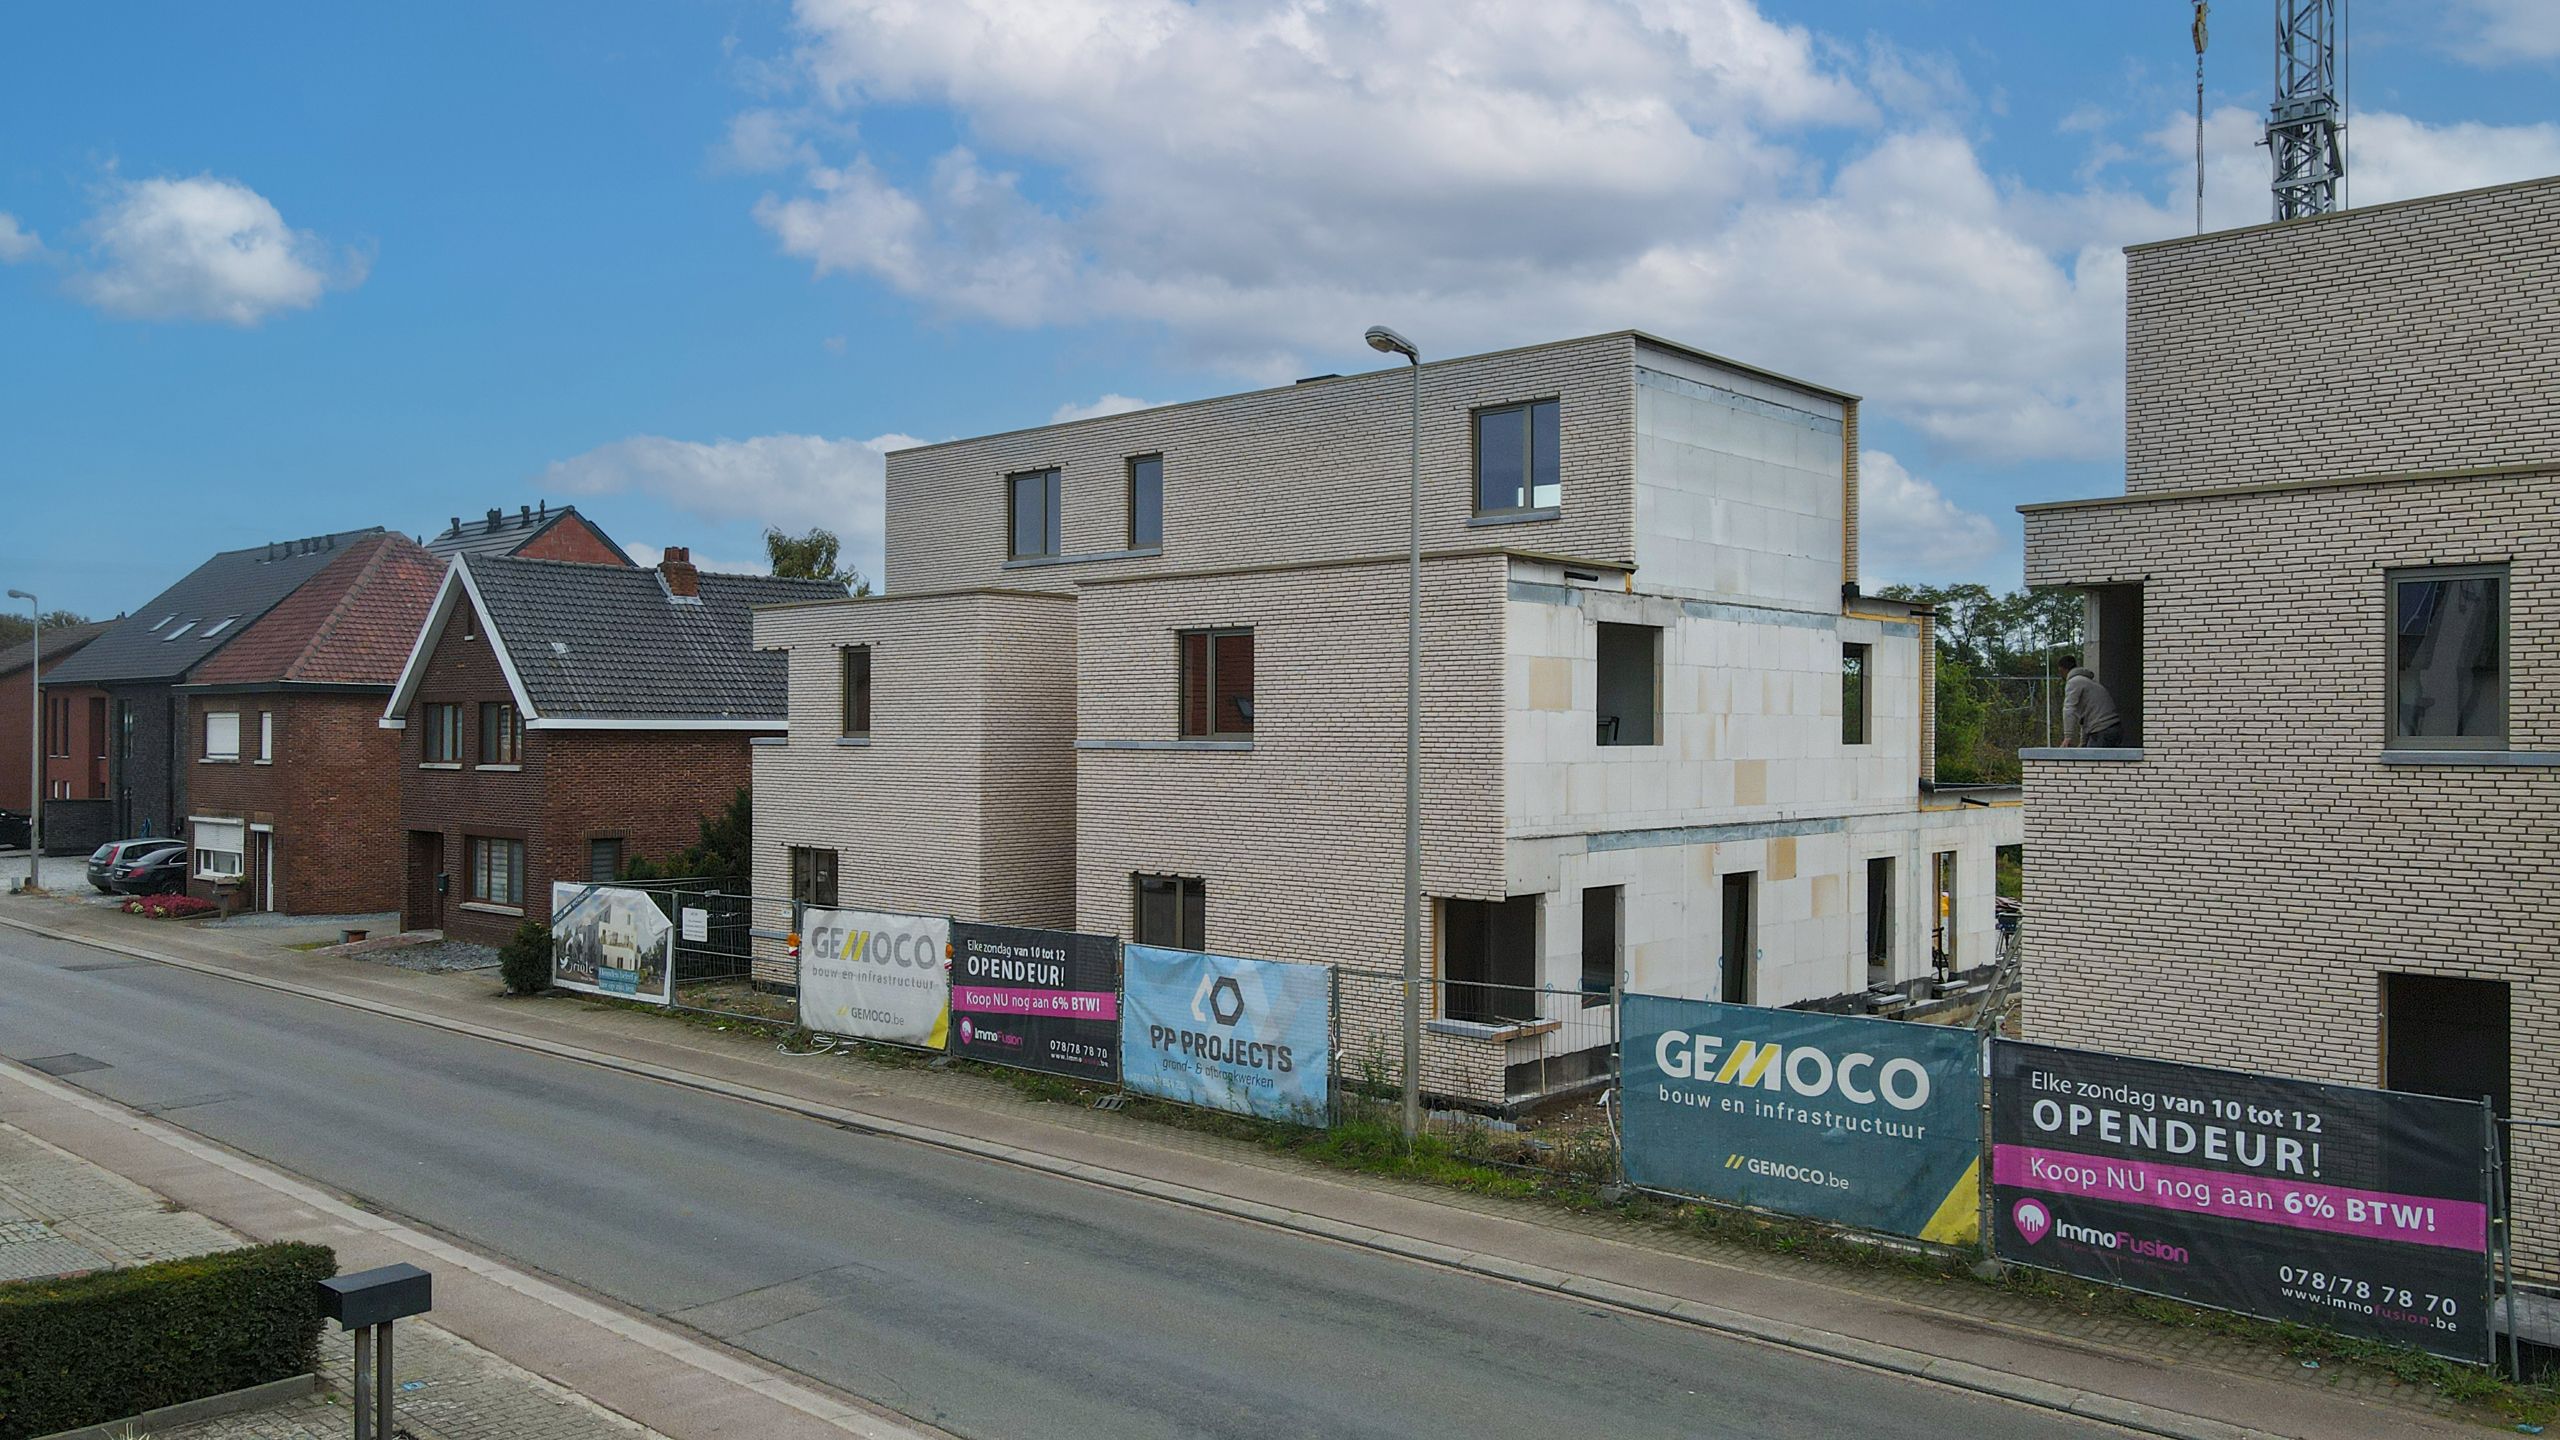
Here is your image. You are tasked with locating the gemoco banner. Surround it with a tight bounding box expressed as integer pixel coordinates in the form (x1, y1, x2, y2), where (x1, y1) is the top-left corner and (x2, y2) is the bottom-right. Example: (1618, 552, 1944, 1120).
(1622, 995, 1983, 1242)
(1121, 945, 1330, 1124)
(1991, 1040, 2492, 1363)
(550, 883, 674, 1004)
(950, 922, 1122, 1081)
(798, 907, 951, 1048)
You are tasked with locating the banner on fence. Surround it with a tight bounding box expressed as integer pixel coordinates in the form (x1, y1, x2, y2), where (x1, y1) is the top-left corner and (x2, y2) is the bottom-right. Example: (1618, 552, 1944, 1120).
(797, 908, 951, 1048)
(1990, 1040, 2492, 1363)
(549, 883, 674, 1004)
(949, 922, 1122, 1080)
(1621, 996, 1983, 1242)
(1121, 945, 1330, 1124)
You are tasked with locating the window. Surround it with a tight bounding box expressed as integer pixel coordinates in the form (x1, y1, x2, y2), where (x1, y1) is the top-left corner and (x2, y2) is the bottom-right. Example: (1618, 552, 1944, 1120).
(587, 838, 624, 884)
(193, 819, 245, 880)
(790, 846, 839, 909)
(201, 616, 238, 639)
(470, 836, 525, 908)
(1178, 628, 1255, 739)
(203, 711, 240, 761)
(1128, 454, 1163, 548)
(479, 702, 523, 766)
(1580, 885, 1621, 1007)
(1474, 398, 1561, 514)
(1842, 644, 1871, 745)
(1865, 857, 1894, 985)
(422, 703, 463, 763)
(2390, 565, 2506, 749)
(163, 621, 195, 641)
(44, 696, 68, 757)
(839, 646, 872, 737)
(1596, 623, 1659, 746)
(1009, 467, 1062, 559)
(1719, 873, 1755, 1005)
(1930, 851, 1958, 973)
(1133, 874, 1206, 950)
(2384, 974, 2510, 1116)
(1444, 895, 1539, 1023)
(256, 711, 274, 764)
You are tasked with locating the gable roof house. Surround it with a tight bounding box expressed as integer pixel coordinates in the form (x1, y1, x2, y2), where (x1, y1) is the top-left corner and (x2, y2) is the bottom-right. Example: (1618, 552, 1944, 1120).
(382, 546, 840, 944)
(174, 533, 446, 916)
(0, 620, 112, 852)
(40, 529, 390, 845)
(423, 502, 632, 566)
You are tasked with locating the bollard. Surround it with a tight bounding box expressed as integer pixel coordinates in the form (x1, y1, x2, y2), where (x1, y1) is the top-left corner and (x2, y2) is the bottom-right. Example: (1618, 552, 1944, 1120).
(316, 1263, 433, 1440)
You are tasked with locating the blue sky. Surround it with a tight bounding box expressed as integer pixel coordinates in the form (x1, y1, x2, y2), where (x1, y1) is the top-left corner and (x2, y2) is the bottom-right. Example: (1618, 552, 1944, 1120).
(5, 0, 2556, 617)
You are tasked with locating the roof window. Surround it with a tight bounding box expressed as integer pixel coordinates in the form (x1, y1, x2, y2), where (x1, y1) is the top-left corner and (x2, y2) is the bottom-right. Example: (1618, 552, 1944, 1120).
(163, 621, 196, 641)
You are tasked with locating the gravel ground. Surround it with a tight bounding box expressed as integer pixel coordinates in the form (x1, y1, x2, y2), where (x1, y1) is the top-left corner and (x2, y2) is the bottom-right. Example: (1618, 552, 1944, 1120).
(358, 938, 501, 973)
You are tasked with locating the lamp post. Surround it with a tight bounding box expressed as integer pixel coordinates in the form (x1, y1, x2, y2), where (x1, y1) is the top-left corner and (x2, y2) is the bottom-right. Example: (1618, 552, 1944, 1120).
(6, 590, 34, 893)
(1363, 324, 1423, 1144)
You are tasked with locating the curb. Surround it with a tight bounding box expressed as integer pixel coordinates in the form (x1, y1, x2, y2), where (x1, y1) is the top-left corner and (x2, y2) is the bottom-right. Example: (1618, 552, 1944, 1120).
(32, 1372, 318, 1440)
(0, 911, 2282, 1440)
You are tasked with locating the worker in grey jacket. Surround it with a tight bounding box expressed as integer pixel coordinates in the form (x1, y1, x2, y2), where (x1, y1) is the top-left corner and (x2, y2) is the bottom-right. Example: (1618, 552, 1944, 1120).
(2059, 656, 2123, 747)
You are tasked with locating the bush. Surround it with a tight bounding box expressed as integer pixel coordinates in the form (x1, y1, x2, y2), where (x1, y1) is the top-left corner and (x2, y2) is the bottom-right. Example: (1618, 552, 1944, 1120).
(499, 919, 553, 995)
(122, 893, 217, 920)
(0, 1240, 334, 1438)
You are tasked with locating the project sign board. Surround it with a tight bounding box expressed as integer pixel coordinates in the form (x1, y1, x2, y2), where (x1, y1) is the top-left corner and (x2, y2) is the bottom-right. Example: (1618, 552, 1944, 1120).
(798, 907, 951, 1048)
(549, 883, 674, 1004)
(1121, 945, 1330, 1124)
(1621, 995, 1984, 1242)
(1990, 1040, 2493, 1362)
(949, 922, 1122, 1080)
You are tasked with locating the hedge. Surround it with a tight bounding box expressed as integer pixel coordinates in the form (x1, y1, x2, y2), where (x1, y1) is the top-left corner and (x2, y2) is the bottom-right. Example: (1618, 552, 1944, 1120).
(0, 1241, 334, 1439)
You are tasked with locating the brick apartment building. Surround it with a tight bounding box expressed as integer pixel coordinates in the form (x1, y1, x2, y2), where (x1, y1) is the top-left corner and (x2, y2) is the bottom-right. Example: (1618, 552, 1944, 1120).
(2019, 175, 2560, 1280)
(175, 533, 444, 915)
(40, 531, 390, 852)
(0, 622, 109, 846)
(756, 331, 2022, 1107)
(383, 548, 840, 945)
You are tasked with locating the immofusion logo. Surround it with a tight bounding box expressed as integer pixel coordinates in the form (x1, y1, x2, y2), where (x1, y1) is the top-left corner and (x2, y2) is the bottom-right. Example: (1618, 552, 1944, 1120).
(2012, 1198, 2052, 1245)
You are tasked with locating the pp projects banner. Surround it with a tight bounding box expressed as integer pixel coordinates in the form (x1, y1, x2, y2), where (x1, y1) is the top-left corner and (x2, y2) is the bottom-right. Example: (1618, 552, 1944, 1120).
(550, 883, 674, 1004)
(1121, 945, 1330, 1124)
(1621, 995, 1984, 1242)
(1990, 1040, 2492, 1362)
(798, 907, 951, 1048)
(949, 922, 1122, 1080)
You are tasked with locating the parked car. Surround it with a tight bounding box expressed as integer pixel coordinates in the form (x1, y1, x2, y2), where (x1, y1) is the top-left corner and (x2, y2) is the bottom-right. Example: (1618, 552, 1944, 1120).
(90, 839, 183, 895)
(109, 843, 193, 897)
(0, 810, 29, 851)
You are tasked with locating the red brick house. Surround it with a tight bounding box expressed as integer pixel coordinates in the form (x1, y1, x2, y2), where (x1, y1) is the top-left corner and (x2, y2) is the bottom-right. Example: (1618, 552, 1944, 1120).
(381, 548, 839, 945)
(176, 534, 445, 915)
(0, 621, 111, 848)
(423, 503, 631, 567)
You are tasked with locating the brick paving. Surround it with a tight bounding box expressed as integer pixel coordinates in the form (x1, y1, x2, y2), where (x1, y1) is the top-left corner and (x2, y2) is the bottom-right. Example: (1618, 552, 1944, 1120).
(0, 1118, 662, 1440)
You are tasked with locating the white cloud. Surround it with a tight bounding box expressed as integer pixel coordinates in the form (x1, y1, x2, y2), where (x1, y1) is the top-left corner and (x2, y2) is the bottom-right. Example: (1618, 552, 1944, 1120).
(70, 175, 362, 325)
(1856, 450, 2005, 586)
(0, 213, 41, 263)
(1050, 393, 1154, 423)
(621, 540, 773, 578)
(538, 432, 922, 587)
(2445, 0, 2560, 65)
(2138, 104, 2560, 236)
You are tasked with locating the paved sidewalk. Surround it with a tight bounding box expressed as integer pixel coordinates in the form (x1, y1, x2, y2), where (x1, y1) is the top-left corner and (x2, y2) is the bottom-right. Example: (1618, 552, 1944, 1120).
(0, 893, 2508, 1439)
(0, 1118, 660, 1440)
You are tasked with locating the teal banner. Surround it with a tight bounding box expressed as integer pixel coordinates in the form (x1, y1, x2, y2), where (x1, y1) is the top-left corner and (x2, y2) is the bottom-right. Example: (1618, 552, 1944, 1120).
(1622, 995, 1983, 1242)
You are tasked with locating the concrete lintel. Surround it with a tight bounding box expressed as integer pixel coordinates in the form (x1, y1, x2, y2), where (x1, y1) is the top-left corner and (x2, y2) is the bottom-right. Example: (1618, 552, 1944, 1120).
(2020, 747, 2144, 763)
(2379, 749, 2560, 767)
(1074, 738, 1254, 753)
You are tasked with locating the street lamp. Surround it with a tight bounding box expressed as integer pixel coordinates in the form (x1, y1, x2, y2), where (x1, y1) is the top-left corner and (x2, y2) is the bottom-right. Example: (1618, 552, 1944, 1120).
(6, 590, 35, 893)
(1363, 324, 1423, 1144)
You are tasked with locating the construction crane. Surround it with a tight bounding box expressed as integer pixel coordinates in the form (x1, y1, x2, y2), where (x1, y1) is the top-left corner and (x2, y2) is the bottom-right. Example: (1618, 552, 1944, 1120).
(2267, 0, 2346, 220)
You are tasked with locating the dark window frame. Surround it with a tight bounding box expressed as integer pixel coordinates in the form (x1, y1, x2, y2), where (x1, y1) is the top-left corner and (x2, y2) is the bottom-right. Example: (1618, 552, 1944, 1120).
(790, 845, 839, 910)
(1842, 642, 1872, 746)
(1177, 627, 1255, 739)
(1132, 873, 1206, 950)
(1443, 894, 1541, 1024)
(2386, 563, 2508, 751)
(478, 701, 523, 766)
(587, 837, 625, 884)
(1127, 453, 1164, 550)
(469, 835, 525, 908)
(422, 703, 464, 763)
(839, 645, 872, 737)
(1008, 467, 1064, 560)
(1471, 397, 1562, 515)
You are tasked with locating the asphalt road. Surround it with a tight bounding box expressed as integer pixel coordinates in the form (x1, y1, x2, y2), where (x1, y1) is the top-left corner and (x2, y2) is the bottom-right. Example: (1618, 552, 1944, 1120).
(0, 929, 2126, 1440)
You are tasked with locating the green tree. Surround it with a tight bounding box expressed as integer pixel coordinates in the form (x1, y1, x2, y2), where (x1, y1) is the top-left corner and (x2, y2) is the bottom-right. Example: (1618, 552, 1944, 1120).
(620, 787, 752, 892)
(0, 610, 93, 651)
(764, 526, 873, 596)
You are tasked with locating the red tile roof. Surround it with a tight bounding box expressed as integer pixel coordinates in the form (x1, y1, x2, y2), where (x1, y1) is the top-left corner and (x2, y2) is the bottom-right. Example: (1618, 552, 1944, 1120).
(188, 533, 447, 688)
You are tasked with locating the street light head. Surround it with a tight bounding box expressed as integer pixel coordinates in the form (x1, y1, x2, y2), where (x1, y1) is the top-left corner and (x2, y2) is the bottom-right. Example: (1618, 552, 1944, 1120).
(1363, 325, 1418, 362)
(4, 590, 30, 602)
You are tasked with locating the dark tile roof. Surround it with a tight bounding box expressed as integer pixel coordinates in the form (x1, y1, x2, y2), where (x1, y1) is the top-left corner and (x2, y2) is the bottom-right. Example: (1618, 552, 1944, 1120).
(465, 555, 844, 721)
(42, 529, 390, 687)
(188, 534, 446, 689)
(424, 503, 631, 563)
(0, 621, 113, 681)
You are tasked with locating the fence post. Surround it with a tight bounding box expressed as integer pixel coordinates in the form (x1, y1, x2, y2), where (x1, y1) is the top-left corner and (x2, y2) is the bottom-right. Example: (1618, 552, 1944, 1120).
(1977, 1033, 1996, 1258)
(1328, 965, 1342, 1129)
(2490, 1098, 2516, 1377)
(1610, 977, 1627, 1190)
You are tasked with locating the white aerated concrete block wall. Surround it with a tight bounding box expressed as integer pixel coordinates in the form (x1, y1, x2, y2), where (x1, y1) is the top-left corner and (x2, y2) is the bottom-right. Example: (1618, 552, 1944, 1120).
(1631, 342, 1846, 615)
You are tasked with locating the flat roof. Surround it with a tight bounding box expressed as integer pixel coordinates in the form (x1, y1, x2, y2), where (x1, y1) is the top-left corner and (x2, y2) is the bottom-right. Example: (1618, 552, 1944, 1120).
(2124, 171, 2560, 256)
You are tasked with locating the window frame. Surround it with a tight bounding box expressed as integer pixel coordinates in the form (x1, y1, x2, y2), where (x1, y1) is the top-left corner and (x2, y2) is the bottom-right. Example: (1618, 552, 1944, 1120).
(469, 835, 525, 909)
(2385, 563, 2508, 751)
(192, 819, 246, 881)
(421, 702, 464, 764)
(478, 701, 523, 767)
(203, 711, 241, 762)
(256, 710, 274, 764)
(839, 645, 872, 738)
(587, 837, 625, 884)
(1841, 642, 1872, 746)
(1127, 453, 1164, 550)
(1595, 621, 1661, 747)
(1008, 466, 1064, 560)
(1131, 873, 1206, 951)
(1470, 397, 1562, 516)
(790, 845, 839, 910)
(1176, 626, 1255, 740)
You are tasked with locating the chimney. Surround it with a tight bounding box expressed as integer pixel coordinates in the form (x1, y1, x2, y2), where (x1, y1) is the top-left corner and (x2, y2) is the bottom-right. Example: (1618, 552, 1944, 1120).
(485, 508, 503, 535)
(659, 545, 699, 599)
(449, 516, 462, 534)
(519, 504, 532, 526)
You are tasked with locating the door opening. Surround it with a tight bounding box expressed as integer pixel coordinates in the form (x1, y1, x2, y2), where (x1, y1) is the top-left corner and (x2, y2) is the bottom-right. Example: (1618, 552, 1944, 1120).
(1720, 872, 1755, 1005)
(1865, 856, 1894, 986)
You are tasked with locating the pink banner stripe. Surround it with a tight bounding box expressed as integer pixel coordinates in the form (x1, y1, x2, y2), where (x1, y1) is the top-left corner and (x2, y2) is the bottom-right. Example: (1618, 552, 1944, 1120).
(952, 985, 1119, 1020)
(1995, 1145, 2486, 1251)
